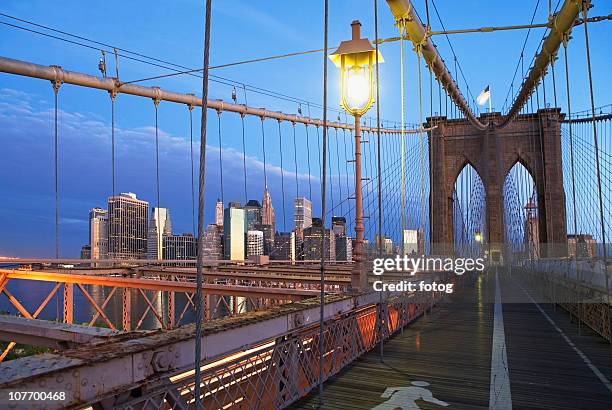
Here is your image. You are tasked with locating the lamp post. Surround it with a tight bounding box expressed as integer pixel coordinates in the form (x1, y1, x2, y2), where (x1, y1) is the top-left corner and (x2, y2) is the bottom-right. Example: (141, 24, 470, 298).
(330, 21, 383, 292)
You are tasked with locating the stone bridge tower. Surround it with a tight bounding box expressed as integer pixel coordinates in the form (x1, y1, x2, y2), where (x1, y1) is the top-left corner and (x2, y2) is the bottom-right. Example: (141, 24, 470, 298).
(427, 108, 567, 258)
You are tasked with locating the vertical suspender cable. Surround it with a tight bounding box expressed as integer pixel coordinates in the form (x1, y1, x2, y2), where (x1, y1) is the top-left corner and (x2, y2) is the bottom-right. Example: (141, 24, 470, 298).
(241, 113, 248, 203)
(429, 65, 434, 253)
(551, 58, 558, 108)
(327, 126, 335, 213)
(306, 124, 313, 200)
(438, 81, 442, 116)
(110, 93, 116, 198)
(343, 128, 352, 233)
(293, 123, 299, 198)
(335, 127, 344, 215)
(581, 3, 611, 345)
(217, 111, 224, 204)
(154, 101, 161, 219)
(374, 0, 384, 362)
(278, 120, 287, 231)
(315, 120, 323, 185)
(53, 81, 60, 260)
(318, 0, 329, 402)
(542, 77, 556, 247)
(52, 81, 60, 321)
(194, 0, 213, 405)
(563, 39, 580, 294)
(261, 118, 268, 189)
(189, 105, 196, 235)
(241, 85, 249, 203)
(417, 49, 426, 237)
(326, 127, 336, 217)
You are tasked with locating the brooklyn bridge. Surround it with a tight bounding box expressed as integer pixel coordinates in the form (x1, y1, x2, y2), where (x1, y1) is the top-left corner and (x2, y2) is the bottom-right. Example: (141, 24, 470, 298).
(0, 0, 611, 408)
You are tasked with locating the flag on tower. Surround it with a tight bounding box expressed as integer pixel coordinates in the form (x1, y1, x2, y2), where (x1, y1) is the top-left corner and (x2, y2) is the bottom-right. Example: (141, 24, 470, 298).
(477, 85, 491, 106)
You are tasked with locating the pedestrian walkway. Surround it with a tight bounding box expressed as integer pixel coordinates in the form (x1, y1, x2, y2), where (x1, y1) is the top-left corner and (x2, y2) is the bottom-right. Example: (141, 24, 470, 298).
(291, 272, 612, 409)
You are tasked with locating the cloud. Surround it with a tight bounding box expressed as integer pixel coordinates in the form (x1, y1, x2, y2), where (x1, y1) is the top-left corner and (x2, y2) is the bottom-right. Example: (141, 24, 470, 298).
(0, 88, 311, 177)
(0, 87, 360, 256)
(214, 1, 305, 47)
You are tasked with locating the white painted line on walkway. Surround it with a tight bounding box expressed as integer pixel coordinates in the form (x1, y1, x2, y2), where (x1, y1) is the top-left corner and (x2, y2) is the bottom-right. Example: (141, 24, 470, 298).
(489, 270, 513, 410)
(516, 280, 612, 394)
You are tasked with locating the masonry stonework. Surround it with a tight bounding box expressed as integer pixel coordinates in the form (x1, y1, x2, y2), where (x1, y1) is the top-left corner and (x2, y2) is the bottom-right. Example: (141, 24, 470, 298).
(427, 108, 567, 257)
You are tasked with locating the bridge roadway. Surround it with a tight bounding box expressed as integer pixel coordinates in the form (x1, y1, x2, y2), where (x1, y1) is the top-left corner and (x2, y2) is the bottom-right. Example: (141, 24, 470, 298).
(291, 271, 612, 409)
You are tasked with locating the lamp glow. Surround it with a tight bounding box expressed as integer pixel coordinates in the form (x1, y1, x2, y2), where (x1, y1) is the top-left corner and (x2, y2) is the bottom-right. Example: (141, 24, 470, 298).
(475, 232, 483, 243)
(329, 20, 383, 117)
(344, 65, 370, 112)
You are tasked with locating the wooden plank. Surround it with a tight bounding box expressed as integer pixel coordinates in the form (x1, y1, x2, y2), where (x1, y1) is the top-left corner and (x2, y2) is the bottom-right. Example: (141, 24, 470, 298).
(291, 272, 612, 409)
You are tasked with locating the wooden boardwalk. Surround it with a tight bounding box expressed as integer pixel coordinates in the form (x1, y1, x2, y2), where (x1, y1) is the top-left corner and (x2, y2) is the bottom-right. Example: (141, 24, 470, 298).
(291, 272, 612, 409)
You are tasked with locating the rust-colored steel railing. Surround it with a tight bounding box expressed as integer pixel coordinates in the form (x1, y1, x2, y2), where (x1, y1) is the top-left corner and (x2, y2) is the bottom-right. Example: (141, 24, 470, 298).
(0, 268, 309, 362)
(516, 261, 612, 342)
(108, 289, 444, 410)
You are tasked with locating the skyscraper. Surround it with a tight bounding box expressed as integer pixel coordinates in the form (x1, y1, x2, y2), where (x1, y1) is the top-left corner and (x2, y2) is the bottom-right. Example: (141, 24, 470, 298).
(272, 232, 296, 261)
(89, 208, 108, 261)
(224, 202, 246, 261)
(202, 223, 223, 260)
(247, 230, 264, 256)
(374, 235, 394, 255)
(215, 199, 224, 226)
(147, 207, 172, 260)
(335, 236, 352, 261)
(403, 229, 420, 256)
(294, 197, 312, 234)
(262, 188, 275, 229)
(80, 244, 91, 260)
(303, 218, 335, 261)
(244, 200, 262, 231)
(332, 216, 346, 237)
(108, 193, 149, 259)
(163, 233, 197, 262)
(255, 223, 275, 255)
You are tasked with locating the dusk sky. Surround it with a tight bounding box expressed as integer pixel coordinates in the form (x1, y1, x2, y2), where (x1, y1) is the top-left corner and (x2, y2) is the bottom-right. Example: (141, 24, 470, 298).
(0, 0, 610, 257)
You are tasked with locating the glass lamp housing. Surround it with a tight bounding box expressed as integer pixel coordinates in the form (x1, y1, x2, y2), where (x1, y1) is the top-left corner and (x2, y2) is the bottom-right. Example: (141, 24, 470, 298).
(330, 21, 383, 117)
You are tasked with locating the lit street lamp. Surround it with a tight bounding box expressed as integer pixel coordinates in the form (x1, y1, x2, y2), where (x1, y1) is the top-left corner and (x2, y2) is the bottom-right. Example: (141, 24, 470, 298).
(330, 20, 383, 292)
(474, 231, 483, 243)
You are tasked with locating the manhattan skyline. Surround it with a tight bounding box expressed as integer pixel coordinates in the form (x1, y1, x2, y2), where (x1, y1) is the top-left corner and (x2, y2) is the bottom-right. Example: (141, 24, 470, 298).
(0, 1, 609, 258)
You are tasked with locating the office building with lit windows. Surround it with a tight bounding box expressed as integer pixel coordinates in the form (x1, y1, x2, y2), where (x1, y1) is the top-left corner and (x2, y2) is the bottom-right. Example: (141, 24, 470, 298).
(224, 202, 246, 261)
(108, 193, 149, 259)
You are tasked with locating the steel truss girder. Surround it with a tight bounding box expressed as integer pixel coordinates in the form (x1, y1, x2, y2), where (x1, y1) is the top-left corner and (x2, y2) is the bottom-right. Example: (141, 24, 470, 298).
(0, 274, 446, 409)
(0, 269, 317, 300)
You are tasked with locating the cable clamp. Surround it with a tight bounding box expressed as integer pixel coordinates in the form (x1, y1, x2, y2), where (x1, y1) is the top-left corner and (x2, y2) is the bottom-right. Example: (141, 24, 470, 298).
(215, 99, 224, 115)
(152, 86, 162, 107)
(186, 93, 196, 112)
(49, 65, 64, 93)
